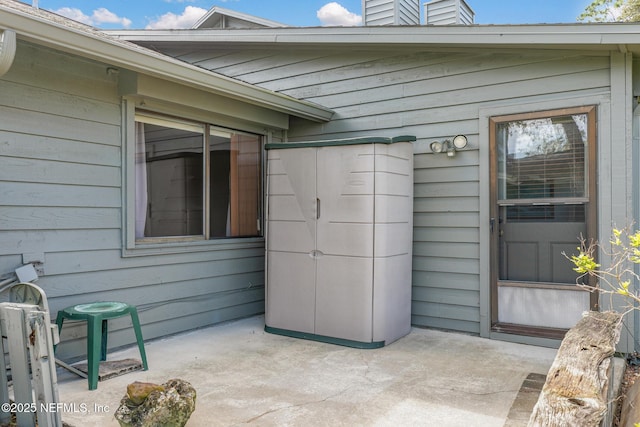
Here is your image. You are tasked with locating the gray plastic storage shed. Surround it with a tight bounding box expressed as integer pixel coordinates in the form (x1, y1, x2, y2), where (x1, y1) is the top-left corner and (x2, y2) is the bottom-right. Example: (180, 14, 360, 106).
(264, 136, 415, 348)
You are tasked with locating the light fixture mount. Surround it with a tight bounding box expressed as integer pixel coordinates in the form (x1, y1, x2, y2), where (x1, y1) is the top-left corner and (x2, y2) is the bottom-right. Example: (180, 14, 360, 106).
(430, 134, 468, 157)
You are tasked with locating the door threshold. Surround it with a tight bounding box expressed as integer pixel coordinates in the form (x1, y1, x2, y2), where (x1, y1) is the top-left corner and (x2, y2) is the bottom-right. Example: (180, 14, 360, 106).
(492, 322, 568, 340)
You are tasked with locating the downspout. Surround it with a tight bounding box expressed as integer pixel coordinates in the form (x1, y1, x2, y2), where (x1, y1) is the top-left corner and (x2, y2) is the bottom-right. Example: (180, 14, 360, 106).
(633, 98, 640, 353)
(0, 29, 17, 77)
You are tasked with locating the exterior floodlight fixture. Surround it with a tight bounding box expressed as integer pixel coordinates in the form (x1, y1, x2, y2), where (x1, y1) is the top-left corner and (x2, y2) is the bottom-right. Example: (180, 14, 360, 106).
(430, 140, 444, 153)
(430, 135, 468, 157)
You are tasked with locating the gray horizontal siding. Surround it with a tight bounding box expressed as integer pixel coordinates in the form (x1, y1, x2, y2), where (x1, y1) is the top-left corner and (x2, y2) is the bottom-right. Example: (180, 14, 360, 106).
(0, 156, 120, 187)
(284, 54, 609, 106)
(0, 207, 121, 230)
(1, 130, 121, 165)
(2, 182, 121, 208)
(0, 42, 267, 361)
(0, 230, 121, 255)
(162, 44, 612, 335)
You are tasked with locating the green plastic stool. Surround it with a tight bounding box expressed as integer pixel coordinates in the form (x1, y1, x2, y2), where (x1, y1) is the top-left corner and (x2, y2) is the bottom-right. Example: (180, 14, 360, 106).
(55, 302, 148, 390)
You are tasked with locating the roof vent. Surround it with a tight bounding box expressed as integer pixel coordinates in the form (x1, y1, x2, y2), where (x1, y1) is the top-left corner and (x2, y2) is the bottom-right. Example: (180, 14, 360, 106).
(424, 0, 474, 25)
(363, 0, 420, 26)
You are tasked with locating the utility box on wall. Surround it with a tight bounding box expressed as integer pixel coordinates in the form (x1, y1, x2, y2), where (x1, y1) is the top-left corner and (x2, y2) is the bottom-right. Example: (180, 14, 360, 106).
(264, 136, 415, 348)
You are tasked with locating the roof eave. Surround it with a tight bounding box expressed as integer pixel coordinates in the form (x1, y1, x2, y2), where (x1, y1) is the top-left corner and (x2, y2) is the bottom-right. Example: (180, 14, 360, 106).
(0, 6, 333, 123)
(109, 24, 640, 53)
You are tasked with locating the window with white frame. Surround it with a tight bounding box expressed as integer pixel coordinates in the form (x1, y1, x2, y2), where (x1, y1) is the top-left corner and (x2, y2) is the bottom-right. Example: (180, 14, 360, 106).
(134, 111, 262, 241)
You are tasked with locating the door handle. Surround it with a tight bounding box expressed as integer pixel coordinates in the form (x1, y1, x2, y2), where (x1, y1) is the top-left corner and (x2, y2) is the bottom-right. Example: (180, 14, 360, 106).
(316, 198, 321, 219)
(490, 218, 495, 233)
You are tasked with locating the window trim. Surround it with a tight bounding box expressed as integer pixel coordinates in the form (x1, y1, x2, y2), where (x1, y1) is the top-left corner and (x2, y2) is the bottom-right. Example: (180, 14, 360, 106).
(121, 99, 269, 257)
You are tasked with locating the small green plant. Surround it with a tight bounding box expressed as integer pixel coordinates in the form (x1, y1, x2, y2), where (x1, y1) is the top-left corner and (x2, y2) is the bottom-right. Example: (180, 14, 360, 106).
(567, 226, 640, 309)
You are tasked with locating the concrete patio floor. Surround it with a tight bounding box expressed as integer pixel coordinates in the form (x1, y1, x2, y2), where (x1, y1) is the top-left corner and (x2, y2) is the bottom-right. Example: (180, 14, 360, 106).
(55, 315, 557, 427)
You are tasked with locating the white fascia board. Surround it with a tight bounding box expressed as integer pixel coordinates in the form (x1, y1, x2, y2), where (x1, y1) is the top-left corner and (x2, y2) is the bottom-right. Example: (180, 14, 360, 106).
(0, 6, 333, 123)
(110, 24, 640, 52)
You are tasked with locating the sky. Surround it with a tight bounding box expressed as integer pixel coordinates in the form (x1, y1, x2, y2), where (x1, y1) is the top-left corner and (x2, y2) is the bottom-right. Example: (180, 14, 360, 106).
(28, 0, 600, 29)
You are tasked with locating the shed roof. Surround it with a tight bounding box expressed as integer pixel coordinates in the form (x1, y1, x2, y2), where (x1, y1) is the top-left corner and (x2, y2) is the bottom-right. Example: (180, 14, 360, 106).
(0, 0, 333, 122)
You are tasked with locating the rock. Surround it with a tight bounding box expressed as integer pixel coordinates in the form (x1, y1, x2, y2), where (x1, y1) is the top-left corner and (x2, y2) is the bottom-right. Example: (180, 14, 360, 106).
(126, 382, 165, 406)
(115, 379, 196, 427)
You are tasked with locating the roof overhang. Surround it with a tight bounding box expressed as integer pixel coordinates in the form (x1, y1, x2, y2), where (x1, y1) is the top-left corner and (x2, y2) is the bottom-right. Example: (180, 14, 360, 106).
(110, 24, 640, 54)
(0, 2, 333, 123)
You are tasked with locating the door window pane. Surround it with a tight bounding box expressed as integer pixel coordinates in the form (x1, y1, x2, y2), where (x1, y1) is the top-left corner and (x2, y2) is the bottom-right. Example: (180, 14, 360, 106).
(505, 205, 585, 223)
(497, 114, 587, 202)
(493, 108, 593, 284)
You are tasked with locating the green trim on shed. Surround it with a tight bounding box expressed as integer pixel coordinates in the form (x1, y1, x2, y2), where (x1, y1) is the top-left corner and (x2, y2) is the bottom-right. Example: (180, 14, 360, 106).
(264, 326, 385, 349)
(265, 135, 416, 150)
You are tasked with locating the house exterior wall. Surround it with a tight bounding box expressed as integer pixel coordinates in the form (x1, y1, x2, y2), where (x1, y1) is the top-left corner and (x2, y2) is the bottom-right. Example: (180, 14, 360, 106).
(162, 44, 635, 348)
(0, 41, 287, 360)
(3, 32, 636, 352)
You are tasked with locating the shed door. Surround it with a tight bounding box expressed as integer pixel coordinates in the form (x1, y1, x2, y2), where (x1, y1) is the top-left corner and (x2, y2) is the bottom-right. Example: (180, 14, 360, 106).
(489, 106, 597, 339)
(265, 147, 317, 334)
(314, 144, 375, 342)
